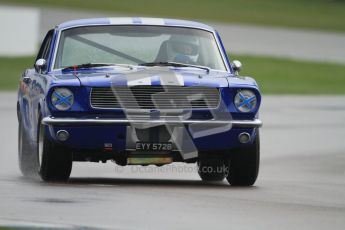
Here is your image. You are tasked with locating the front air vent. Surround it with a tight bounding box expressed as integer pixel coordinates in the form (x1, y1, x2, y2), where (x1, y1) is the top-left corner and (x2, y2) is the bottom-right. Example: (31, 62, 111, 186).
(90, 86, 220, 110)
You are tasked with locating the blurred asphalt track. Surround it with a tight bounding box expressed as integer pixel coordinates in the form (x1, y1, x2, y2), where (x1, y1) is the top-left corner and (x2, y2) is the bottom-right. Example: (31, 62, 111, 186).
(37, 7, 345, 64)
(0, 92, 345, 229)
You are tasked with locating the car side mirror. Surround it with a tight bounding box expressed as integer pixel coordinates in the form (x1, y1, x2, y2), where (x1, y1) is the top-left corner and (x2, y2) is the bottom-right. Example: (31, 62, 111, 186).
(231, 60, 242, 75)
(35, 59, 47, 74)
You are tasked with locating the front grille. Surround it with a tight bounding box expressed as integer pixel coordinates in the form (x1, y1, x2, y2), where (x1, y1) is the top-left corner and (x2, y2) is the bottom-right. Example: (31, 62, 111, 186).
(90, 86, 220, 109)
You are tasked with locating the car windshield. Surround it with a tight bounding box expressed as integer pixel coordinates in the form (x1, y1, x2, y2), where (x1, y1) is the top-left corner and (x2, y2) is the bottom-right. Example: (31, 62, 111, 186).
(54, 25, 227, 71)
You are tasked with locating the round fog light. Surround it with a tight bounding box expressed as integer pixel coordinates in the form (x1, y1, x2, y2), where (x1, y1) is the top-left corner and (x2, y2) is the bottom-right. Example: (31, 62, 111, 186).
(239, 132, 251, 144)
(57, 130, 69, 142)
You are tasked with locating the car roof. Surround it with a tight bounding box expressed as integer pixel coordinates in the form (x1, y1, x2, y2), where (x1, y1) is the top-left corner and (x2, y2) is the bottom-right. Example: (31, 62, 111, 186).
(56, 17, 216, 32)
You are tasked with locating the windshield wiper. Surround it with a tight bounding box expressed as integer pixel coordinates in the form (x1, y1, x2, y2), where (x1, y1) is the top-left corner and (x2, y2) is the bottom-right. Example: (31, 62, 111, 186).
(139, 62, 210, 74)
(62, 63, 114, 71)
(62, 63, 135, 71)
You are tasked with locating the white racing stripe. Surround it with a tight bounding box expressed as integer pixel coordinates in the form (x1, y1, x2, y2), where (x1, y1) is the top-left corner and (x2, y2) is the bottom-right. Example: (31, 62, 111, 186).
(108, 17, 133, 25)
(121, 67, 185, 86)
(127, 76, 152, 86)
(159, 72, 184, 86)
(140, 18, 165, 25)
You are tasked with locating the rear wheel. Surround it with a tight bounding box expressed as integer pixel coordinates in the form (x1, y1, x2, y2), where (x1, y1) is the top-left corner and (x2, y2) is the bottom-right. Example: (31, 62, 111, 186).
(37, 119, 72, 182)
(197, 159, 228, 182)
(226, 131, 260, 186)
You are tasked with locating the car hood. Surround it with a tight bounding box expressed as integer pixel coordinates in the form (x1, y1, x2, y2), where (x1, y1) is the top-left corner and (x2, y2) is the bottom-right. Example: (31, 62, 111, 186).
(52, 67, 230, 88)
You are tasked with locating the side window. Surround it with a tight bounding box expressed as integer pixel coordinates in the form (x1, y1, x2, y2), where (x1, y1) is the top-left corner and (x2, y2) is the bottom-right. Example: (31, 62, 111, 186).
(36, 29, 54, 62)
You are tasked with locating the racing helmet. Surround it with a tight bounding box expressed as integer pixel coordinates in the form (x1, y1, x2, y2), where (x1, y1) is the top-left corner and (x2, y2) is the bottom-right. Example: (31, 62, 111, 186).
(167, 35, 200, 64)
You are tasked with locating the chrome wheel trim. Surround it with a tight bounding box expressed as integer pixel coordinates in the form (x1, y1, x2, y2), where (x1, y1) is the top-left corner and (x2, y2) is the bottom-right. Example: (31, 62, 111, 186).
(38, 124, 44, 167)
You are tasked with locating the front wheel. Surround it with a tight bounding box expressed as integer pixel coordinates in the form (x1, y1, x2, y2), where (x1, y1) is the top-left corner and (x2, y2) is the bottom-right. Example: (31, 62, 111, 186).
(197, 159, 228, 182)
(37, 120, 72, 182)
(226, 131, 260, 186)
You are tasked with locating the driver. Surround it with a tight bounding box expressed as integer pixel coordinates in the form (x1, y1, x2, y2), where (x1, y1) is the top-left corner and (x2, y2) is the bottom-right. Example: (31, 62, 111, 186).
(167, 35, 200, 64)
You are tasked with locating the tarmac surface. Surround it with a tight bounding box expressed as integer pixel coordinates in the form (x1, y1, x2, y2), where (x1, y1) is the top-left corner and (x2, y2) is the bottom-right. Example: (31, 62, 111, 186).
(0, 92, 345, 229)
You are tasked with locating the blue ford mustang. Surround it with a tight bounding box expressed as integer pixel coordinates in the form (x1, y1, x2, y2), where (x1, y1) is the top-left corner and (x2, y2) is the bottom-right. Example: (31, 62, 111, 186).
(17, 17, 262, 185)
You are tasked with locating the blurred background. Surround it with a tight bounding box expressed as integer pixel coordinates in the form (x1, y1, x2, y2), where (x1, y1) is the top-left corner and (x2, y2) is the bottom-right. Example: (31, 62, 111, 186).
(0, 0, 345, 94)
(0, 2, 345, 229)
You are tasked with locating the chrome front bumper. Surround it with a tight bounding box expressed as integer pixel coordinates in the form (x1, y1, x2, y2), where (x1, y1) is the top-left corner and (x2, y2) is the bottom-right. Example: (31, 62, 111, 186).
(42, 116, 263, 128)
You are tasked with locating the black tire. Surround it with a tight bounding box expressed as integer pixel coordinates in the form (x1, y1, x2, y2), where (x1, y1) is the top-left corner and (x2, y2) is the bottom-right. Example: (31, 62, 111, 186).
(18, 118, 39, 178)
(198, 159, 228, 182)
(226, 131, 260, 186)
(37, 118, 72, 182)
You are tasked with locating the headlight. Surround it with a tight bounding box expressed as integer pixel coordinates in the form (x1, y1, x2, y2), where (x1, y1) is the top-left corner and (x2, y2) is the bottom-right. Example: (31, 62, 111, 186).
(51, 88, 74, 111)
(234, 90, 257, 112)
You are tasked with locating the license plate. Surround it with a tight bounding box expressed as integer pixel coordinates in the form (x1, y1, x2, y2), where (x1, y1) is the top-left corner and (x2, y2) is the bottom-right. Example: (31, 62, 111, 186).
(136, 142, 173, 151)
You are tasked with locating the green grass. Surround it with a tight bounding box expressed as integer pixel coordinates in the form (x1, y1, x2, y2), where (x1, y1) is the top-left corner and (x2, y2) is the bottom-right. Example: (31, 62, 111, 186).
(232, 54, 345, 94)
(1, 0, 345, 32)
(1, 55, 345, 94)
(0, 57, 33, 90)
